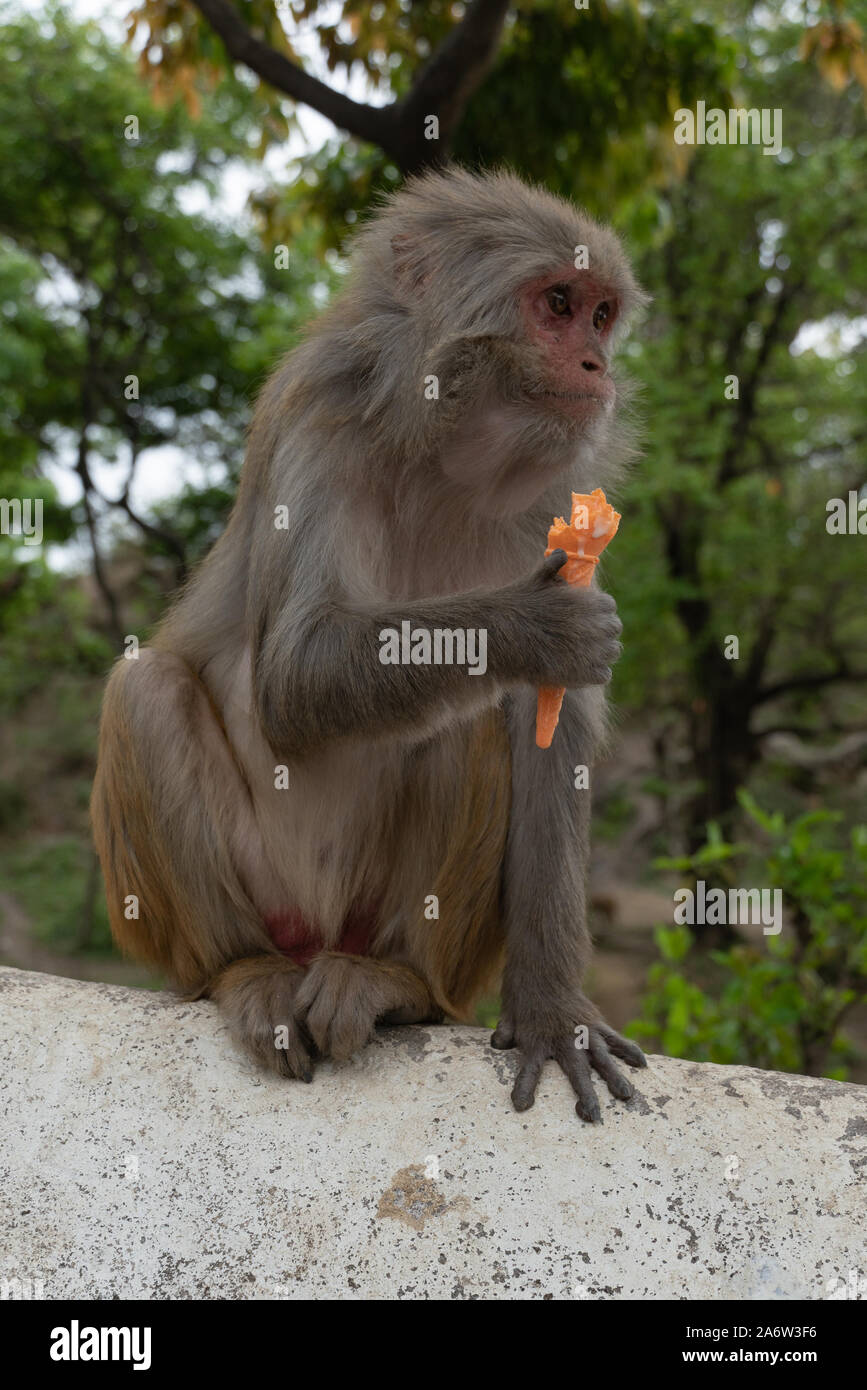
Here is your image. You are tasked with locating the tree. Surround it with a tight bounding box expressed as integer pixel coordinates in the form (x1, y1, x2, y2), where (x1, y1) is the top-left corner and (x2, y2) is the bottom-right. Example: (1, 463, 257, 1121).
(130, 0, 511, 174)
(608, 6, 867, 841)
(0, 5, 328, 638)
(128, 0, 732, 239)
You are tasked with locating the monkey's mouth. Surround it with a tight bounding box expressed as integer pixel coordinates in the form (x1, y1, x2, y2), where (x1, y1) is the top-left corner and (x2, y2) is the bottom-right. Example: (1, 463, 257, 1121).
(523, 387, 604, 401)
(542, 392, 602, 402)
(524, 389, 609, 414)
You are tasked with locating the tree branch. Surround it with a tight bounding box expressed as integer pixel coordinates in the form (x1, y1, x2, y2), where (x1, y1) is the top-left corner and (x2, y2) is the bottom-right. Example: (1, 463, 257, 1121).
(397, 0, 510, 150)
(717, 277, 803, 487)
(741, 604, 779, 696)
(190, 0, 393, 149)
(113, 440, 188, 583)
(77, 427, 124, 648)
(755, 663, 867, 705)
(189, 0, 510, 171)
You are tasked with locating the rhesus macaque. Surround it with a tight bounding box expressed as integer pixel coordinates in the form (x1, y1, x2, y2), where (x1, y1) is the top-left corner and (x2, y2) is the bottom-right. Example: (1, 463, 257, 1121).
(93, 167, 648, 1122)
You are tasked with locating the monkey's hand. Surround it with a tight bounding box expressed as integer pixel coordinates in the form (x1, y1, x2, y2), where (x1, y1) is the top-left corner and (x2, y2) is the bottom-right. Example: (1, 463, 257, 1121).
(491, 999, 646, 1122)
(505, 550, 622, 689)
(210, 955, 314, 1082)
(295, 955, 439, 1062)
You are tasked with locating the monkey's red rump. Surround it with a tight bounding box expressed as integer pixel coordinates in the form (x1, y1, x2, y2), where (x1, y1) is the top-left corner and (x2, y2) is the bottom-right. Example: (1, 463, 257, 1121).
(264, 905, 379, 966)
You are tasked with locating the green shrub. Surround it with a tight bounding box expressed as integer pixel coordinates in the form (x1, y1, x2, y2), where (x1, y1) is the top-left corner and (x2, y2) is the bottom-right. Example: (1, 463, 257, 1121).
(629, 792, 867, 1079)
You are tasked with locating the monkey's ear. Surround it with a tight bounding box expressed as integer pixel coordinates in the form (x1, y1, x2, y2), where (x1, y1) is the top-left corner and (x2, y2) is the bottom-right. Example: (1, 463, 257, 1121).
(390, 233, 430, 298)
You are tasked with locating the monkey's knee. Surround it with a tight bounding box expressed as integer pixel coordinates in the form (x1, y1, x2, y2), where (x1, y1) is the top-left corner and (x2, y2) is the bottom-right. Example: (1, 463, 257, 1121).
(100, 646, 204, 731)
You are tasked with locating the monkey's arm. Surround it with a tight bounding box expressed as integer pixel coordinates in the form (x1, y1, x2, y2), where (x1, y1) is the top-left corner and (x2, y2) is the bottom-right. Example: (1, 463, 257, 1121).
(495, 686, 646, 1121)
(253, 552, 620, 756)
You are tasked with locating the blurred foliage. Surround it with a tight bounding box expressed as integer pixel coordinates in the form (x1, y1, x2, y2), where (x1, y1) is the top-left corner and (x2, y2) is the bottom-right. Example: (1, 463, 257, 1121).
(0, 838, 113, 953)
(800, 0, 867, 91)
(631, 792, 867, 1078)
(0, 2, 336, 465)
(0, 563, 111, 713)
(129, 0, 294, 148)
(0, 2, 337, 678)
(604, 5, 867, 834)
(271, 2, 736, 251)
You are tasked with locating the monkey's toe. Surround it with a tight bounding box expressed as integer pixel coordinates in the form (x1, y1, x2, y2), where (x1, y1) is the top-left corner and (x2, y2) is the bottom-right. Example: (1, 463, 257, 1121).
(241, 1023, 314, 1082)
(295, 955, 379, 1061)
(596, 1023, 647, 1070)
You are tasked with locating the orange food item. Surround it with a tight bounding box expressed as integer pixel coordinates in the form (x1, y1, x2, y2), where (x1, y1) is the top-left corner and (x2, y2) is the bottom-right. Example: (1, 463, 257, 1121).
(536, 488, 621, 748)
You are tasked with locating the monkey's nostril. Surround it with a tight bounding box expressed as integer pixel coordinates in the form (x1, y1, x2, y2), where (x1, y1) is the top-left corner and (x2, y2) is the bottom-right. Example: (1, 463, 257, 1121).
(581, 358, 600, 372)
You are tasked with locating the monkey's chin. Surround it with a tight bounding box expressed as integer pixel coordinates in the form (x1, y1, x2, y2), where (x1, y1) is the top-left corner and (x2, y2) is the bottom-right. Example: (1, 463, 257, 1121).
(438, 396, 607, 516)
(470, 430, 602, 517)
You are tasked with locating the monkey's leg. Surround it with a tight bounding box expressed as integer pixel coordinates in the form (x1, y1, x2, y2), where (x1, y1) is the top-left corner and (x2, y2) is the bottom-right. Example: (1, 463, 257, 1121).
(494, 688, 646, 1122)
(294, 954, 441, 1062)
(92, 648, 312, 1080)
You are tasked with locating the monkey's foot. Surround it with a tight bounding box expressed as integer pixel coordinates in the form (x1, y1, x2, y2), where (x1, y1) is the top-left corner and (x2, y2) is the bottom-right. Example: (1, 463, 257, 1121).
(210, 955, 313, 1082)
(491, 1010, 646, 1123)
(295, 954, 435, 1063)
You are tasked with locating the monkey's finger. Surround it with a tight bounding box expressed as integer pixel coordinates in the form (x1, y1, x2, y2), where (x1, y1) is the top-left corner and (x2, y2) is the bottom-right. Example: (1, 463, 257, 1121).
(556, 1043, 602, 1124)
(491, 1020, 515, 1049)
(271, 1030, 314, 1083)
(298, 992, 335, 1058)
(538, 549, 568, 581)
(328, 1002, 378, 1062)
(588, 1035, 634, 1101)
(511, 1053, 545, 1112)
(596, 1024, 647, 1069)
(294, 963, 333, 1047)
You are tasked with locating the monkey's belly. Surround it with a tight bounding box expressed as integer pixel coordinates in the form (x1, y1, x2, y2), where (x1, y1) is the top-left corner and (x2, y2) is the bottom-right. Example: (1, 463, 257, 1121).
(264, 903, 379, 965)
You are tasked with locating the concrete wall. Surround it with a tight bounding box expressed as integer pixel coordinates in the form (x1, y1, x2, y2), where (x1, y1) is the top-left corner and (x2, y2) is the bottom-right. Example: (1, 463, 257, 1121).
(0, 966, 863, 1300)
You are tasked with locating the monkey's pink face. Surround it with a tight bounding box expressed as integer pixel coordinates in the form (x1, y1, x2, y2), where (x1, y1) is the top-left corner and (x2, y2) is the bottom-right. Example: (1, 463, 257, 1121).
(519, 269, 618, 421)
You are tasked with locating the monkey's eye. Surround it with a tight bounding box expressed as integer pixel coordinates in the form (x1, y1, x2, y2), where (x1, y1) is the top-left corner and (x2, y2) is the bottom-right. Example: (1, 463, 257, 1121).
(546, 286, 571, 317)
(593, 301, 611, 331)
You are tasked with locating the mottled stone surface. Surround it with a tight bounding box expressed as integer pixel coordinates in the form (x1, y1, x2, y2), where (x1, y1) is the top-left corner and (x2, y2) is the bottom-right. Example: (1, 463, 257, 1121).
(0, 966, 863, 1300)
